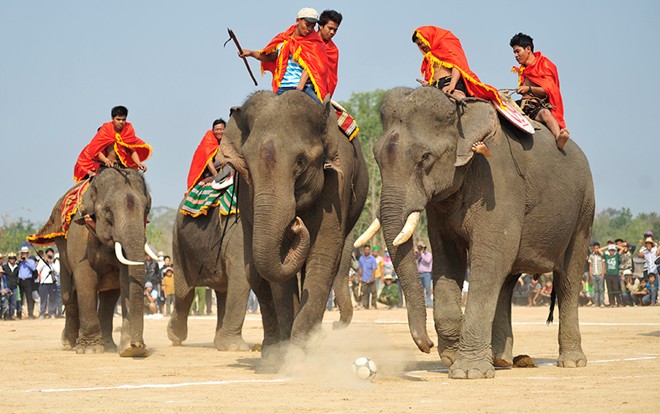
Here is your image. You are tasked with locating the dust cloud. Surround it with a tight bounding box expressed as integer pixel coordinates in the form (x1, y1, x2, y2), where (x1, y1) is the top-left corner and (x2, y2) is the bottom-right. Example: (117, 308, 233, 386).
(279, 322, 414, 388)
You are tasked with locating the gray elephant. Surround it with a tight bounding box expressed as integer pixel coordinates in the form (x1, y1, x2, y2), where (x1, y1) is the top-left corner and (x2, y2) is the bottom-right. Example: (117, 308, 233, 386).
(167, 201, 251, 351)
(220, 91, 368, 355)
(366, 87, 593, 378)
(47, 167, 152, 356)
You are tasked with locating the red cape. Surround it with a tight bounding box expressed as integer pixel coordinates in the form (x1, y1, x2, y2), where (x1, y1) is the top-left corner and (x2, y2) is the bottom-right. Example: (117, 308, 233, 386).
(324, 38, 339, 96)
(415, 26, 503, 107)
(186, 130, 219, 192)
(73, 122, 152, 182)
(260, 25, 329, 101)
(512, 51, 566, 128)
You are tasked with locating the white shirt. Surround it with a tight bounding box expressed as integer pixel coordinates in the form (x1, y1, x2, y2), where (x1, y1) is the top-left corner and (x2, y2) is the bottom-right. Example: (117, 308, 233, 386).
(641, 246, 658, 275)
(37, 259, 60, 284)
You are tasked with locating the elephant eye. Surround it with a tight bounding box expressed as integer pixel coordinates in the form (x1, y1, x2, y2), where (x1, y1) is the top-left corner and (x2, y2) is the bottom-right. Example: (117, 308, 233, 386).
(294, 155, 307, 175)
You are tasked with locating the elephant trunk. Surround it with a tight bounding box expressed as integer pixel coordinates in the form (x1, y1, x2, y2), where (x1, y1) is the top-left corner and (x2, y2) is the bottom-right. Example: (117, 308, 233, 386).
(380, 189, 434, 353)
(251, 194, 311, 283)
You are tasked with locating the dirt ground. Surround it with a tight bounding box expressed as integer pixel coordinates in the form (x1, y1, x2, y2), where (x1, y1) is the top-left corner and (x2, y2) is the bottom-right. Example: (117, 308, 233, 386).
(3, 304, 659, 413)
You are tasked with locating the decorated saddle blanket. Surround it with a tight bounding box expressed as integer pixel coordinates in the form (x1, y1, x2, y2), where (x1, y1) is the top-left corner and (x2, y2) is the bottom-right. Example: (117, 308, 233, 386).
(180, 177, 238, 217)
(332, 100, 359, 141)
(27, 180, 90, 245)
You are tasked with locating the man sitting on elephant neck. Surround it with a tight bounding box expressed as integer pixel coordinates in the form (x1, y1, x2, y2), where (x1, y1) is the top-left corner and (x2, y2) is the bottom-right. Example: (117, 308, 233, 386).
(510, 33, 570, 150)
(73, 106, 152, 182)
(185, 118, 233, 193)
(239, 8, 329, 105)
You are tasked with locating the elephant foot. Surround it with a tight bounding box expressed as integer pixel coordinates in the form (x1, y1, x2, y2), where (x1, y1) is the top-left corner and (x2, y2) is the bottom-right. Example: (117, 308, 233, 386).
(214, 335, 251, 352)
(119, 342, 149, 358)
(557, 350, 587, 368)
(448, 358, 495, 379)
(167, 318, 188, 346)
(61, 333, 77, 351)
(438, 347, 458, 367)
(75, 337, 105, 354)
(332, 320, 349, 330)
(261, 340, 286, 362)
(103, 339, 118, 353)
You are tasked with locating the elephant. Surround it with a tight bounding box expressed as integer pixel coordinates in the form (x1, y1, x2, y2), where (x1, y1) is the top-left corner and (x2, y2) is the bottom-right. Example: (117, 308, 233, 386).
(367, 87, 594, 378)
(167, 201, 252, 351)
(53, 167, 153, 356)
(219, 91, 368, 355)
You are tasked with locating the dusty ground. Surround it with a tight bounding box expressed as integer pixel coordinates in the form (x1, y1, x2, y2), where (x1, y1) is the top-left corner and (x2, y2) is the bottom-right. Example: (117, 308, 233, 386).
(3, 305, 659, 413)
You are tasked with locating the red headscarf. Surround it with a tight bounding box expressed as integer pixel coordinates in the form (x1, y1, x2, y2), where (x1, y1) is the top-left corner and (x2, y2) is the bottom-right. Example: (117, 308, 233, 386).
(73, 122, 152, 182)
(260, 25, 329, 101)
(324, 38, 339, 96)
(512, 51, 566, 128)
(186, 130, 219, 192)
(414, 26, 503, 107)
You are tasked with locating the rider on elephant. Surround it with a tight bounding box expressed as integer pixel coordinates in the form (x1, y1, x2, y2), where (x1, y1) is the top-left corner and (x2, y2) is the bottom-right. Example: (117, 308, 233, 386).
(73, 106, 152, 182)
(412, 26, 501, 157)
(317, 9, 342, 96)
(510, 32, 570, 150)
(239, 7, 329, 104)
(185, 118, 232, 193)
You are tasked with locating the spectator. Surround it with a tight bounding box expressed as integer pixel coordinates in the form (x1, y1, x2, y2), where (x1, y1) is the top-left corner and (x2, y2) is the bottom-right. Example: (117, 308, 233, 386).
(193, 286, 208, 315)
(2, 252, 19, 319)
(648, 273, 658, 305)
(377, 275, 400, 309)
(37, 248, 59, 318)
(1, 265, 9, 319)
(618, 240, 634, 274)
(603, 243, 622, 307)
(539, 279, 553, 305)
(632, 278, 649, 306)
(358, 244, 378, 309)
(580, 273, 594, 306)
(383, 250, 403, 308)
(247, 290, 259, 314)
(161, 267, 175, 316)
(589, 242, 606, 307)
(145, 254, 161, 296)
(415, 241, 433, 308)
(638, 237, 658, 280)
(372, 246, 384, 295)
(513, 275, 531, 306)
(17, 246, 37, 319)
(620, 269, 635, 306)
(530, 275, 542, 306)
(143, 281, 158, 314)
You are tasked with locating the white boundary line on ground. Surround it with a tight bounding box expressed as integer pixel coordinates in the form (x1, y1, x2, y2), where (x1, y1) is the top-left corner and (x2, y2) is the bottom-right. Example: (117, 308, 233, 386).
(27, 378, 288, 393)
(328, 319, 660, 327)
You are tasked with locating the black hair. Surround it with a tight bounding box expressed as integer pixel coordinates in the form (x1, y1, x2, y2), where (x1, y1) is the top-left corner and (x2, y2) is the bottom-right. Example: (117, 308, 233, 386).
(45, 248, 55, 254)
(212, 118, 226, 128)
(37, 250, 44, 257)
(412, 31, 419, 43)
(364, 244, 371, 249)
(593, 242, 600, 247)
(164, 255, 171, 260)
(319, 10, 342, 26)
(111, 105, 129, 118)
(614, 238, 624, 244)
(509, 32, 534, 52)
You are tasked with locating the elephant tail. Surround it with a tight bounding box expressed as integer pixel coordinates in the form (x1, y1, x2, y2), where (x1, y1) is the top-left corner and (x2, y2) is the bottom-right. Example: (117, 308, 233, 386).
(546, 286, 556, 325)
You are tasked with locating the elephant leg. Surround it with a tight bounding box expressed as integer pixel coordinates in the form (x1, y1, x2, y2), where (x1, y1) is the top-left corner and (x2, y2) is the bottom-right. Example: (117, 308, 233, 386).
(167, 283, 194, 346)
(428, 214, 467, 366)
(215, 248, 251, 351)
(73, 268, 104, 354)
(449, 251, 514, 379)
(61, 290, 79, 350)
(247, 261, 281, 358)
(555, 231, 588, 368)
(332, 235, 354, 330)
(270, 278, 298, 342)
(492, 274, 520, 367)
(98, 289, 120, 352)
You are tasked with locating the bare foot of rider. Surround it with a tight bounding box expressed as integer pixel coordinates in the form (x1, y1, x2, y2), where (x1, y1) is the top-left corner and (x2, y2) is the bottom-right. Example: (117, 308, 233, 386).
(472, 141, 492, 158)
(556, 129, 570, 150)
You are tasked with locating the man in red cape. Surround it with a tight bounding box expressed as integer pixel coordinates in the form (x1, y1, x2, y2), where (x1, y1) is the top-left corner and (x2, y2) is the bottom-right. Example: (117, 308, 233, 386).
(510, 32, 569, 150)
(239, 8, 329, 103)
(412, 26, 503, 107)
(73, 106, 152, 182)
(318, 10, 343, 96)
(186, 119, 225, 193)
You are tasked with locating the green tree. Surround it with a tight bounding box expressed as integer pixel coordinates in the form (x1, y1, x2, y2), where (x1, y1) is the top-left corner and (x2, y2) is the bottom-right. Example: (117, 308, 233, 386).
(0, 217, 40, 254)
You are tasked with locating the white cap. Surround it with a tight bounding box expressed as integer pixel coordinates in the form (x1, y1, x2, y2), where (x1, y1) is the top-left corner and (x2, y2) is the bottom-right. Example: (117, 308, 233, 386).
(20, 246, 29, 253)
(607, 244, 616, 251)
(297, 7, 319, 23)
(623, 269, 632, 275)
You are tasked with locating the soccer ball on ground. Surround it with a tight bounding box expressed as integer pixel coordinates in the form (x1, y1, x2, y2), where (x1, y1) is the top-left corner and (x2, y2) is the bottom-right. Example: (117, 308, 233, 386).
(352, 357, 377, 381)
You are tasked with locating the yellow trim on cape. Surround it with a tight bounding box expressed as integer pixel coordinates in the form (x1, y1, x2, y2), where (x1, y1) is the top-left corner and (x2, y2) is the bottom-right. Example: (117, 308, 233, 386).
(187, 148, 219, 193)
(26, 231, 65, 245)
(114, 133, 153, 167)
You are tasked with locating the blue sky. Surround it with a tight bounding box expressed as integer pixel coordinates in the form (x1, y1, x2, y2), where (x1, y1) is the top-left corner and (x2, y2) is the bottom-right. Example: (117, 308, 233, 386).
(1, 0, 659, 223)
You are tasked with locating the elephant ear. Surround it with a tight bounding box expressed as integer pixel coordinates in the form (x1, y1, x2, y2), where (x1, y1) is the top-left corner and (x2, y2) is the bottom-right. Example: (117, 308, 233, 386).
(219, 106, 251, 185)
(321, 95, 341, 173)
(454, 101, 498, 167)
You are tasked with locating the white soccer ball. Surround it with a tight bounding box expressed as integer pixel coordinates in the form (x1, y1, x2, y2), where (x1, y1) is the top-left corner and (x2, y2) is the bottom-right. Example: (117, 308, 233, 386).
(352, 357, 377, 381)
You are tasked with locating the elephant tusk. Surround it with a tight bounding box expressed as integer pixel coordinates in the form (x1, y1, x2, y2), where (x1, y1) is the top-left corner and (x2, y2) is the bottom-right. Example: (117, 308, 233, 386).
(115, 242, 144, 266)
(144, 243, 160, 261)
(393, 212, 421, 246)
(354, 218, 381, 248)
